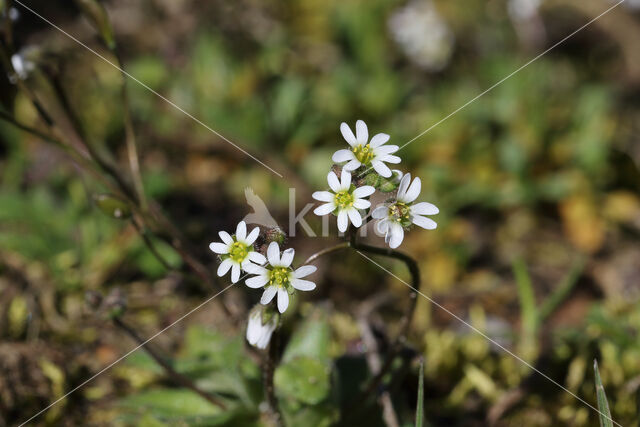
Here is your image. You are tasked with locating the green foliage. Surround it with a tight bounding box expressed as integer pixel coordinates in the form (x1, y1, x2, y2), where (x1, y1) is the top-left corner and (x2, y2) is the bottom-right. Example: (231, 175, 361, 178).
(593, 360, 613, 427)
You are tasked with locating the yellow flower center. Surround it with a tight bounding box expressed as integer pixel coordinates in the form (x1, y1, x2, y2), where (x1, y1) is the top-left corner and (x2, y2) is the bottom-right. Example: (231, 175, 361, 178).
(269, 266, 291, 288)
(334, 190, 354, 210)
(229, 241, 249, 263)
(388, 202, 412, 227)
(353, 143, 374, 165)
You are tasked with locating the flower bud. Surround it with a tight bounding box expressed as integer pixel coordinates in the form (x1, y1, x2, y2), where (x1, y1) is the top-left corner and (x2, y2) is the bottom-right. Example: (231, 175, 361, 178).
(246, 305, 279, 349)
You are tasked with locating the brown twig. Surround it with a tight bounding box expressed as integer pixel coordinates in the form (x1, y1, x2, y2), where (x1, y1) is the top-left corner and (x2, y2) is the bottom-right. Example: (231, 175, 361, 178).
(113, 317, 226, 409)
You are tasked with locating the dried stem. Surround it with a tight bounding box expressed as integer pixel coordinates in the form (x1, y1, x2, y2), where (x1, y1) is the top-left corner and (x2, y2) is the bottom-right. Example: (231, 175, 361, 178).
(113, 317, 227, 409)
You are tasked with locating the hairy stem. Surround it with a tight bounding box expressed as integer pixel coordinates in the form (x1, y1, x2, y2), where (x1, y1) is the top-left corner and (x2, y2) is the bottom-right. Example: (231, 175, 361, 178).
(113, 317, 226, 409)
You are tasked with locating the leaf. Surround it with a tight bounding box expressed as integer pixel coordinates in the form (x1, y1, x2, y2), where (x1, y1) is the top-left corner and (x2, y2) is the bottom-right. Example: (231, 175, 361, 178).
(275, 356, 331, 405)
(416, 359, 424, 427)
(281, 311, 331, 363)
(118, 388, 221, 418)
(94, 194, 131, 219)
(593, 360, 614, 427)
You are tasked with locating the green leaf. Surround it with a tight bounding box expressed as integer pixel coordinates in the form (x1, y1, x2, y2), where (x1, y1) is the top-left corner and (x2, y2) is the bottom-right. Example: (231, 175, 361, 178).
(118, 388, 221, 418)
(416, 359, 424, 427)
(281, 311, 331, 363)
(512, 258, 538, 339)
(275, 356, 331, 405)
(94, 194, 131, 219)
(594, 360, 614, 427)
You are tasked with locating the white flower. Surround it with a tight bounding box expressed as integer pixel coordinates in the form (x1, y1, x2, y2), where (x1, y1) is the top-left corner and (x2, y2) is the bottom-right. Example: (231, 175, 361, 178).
(312, 169, 375, 233)
(244, 242, 317, 313)
(10, 52, 35, 81)
(209, 221, 266, 283)
(246, 306, 278, 350)
(332, 120, 400, 178)
(372, 173, 438, 248)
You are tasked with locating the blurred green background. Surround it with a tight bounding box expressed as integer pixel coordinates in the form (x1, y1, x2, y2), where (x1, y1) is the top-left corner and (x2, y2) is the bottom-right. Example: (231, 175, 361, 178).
(1, 0, 640, 425)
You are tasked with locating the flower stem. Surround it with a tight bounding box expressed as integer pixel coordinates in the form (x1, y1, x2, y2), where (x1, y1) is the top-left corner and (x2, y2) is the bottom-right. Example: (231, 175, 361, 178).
(264, 328, 284, 426)
(347, 232, 420, 411)
(303, 242, 350, 265)
(112, 317, 227, 409)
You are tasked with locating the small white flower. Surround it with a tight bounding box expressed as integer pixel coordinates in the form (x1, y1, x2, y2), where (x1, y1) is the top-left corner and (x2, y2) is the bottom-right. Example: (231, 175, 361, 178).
(312, 169, 375, 233)
(244, 242, 317, 313)
(332, 120, 400, 178)
(372, 173, 438, 248)
(246, 306, 278, 349)
(209, 221, 266, 283)
(10, 53, 35, 81)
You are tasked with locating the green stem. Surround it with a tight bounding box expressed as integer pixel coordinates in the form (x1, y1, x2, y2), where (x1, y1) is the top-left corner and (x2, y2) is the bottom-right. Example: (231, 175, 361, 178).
(303, 242, 350, 265)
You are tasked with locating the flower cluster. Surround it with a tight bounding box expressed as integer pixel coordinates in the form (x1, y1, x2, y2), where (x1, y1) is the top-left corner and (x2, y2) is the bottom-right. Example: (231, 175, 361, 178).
(209, 221, 317, 348)
(314, 120, 439, 248)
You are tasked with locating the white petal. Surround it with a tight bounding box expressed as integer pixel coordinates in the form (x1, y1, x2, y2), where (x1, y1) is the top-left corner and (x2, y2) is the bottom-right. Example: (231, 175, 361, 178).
(267, 242, 280, 266)
(411, 202, 439, 216)
(353, 198, 371, 209)
(376, 219, 390, 234)
(245, 227, 260, 245)
(327, 171, 341, 192)
(340, 122, 358, 147)
(277, 289, 289, 313)
(340, 169, 352, 191)
(280, 248, 295, 267)
(292, 279, 316, 291)
(231, 264, 241, 283)
(388, 223, 404, 249)
(236, 221, 247, 241)
(380, 154, 401, 164)
(218, 231, 233, 245)
(347, 208, 362, 228)
(217, 258, 233, 277)
(353, 186, 375, 198)
(343, 159, 361, 171)
(312, 191, 334, 202)
(355, 120, 368, 144)
(369, 133, 390, 148)
(372, 205, 388, 219)
(261, 286, 277, 304)
(248, 251, 266, 264)
(294, 265, 317, 279)
(412, 215, 437, 230)
(314, 202, 336, 216)
(397, 173, 411, 199)
(246, 275, 269, 288)
(337, 210, 349, 233)
(332, 149, 355, 163)
(402, 177, 421, 203)
(209, 242, 229, 254)
(244, 263, 267, 275)
(372, 160, 392, 178)
(375, 144, 399, 154)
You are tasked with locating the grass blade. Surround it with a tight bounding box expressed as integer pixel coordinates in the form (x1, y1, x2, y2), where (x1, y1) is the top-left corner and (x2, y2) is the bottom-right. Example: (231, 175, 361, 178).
(594, 359, 614, 427)
(416, 359, 424, 427)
